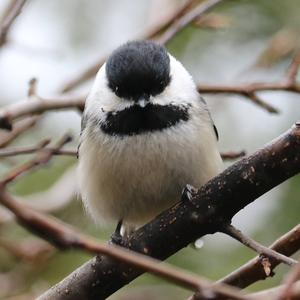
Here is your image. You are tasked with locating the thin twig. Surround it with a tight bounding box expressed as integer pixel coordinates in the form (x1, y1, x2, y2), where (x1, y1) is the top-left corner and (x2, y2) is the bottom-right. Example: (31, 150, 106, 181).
(286, 49, 300, 85)
(0, 94, 85, 129)
(222, 224, 298, 266)
(219, 224, 300, 288)
(0, 116, 39, 146)
(0, 166, 77, 224)
(157, 0, 225, 44)
(248, 281, 300, 300)
(277, 256, 300, 300)
(0, 145, 76, 158)
(189, 225, 300, 300)
(247, 92, 279, 114)
(0, 0, 28, 47)
(1, 135, 71, 185)
(28, 77, 38, 97)
(0, 143, 243, 160)
(146, 0, 198, 40)
(0, 237, 55, 262)
(220, 150, 246, 160)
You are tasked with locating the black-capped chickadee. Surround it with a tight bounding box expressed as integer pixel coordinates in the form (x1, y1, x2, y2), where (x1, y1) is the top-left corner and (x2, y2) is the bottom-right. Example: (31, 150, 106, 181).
(78, 41, 222, 239)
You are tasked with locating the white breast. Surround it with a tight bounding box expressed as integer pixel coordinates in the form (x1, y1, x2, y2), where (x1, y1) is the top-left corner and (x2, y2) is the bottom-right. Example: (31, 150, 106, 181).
(78, 110, 222, 228)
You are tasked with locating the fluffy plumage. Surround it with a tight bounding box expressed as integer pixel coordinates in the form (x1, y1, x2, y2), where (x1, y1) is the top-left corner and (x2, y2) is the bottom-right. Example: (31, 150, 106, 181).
(78, 41, 222, 233)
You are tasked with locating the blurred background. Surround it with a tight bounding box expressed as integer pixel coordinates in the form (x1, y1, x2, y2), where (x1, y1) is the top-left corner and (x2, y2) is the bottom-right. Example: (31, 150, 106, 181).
(0, 0, 299, 299)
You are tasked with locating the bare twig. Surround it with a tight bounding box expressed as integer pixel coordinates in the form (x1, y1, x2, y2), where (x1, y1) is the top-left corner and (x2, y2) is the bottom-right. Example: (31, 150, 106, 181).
(146, 0, 198, 40)
(219, 224, 300, 288)
(198, 81, 300, 94)
(0, 166, 77, 224)
(189, 225, 300, 300)
(0, 95, 85, 129)
(277, 257, 300, 300)
(248, 281, 300, 300)
(286, 49, 300, 85)
(1, 135, 71, 185)
(0, 143, 76, 158)
(220, 150, 246, 160)
(0, 116, 39, 146)
(27, 77, 38, 97)
(198, 50, 300, 114)
(247, 92, 279, 114)
(157, 0, 225, 44)
(0, 237, 55, 262)
(222, 224, 298, 266)
(0, 0, 28, 47)
(0, 142, 243, 160)
(253, 29, 299, 69)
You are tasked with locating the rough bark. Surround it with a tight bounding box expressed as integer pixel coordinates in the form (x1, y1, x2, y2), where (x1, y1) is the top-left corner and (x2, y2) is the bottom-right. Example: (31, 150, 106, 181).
(38, 123, 300, 300)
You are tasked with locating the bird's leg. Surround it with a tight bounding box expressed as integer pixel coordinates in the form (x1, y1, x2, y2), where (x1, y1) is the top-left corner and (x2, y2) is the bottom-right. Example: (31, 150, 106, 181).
(109, 220, 123, 245)
(181, 184, 198, 202)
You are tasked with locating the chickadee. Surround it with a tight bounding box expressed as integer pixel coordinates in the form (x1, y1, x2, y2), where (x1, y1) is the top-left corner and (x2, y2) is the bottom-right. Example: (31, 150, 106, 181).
(78, 40, 222, 239)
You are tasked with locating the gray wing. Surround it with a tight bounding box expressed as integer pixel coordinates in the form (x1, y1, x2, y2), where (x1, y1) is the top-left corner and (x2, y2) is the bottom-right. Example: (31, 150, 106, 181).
(200, 96, 219, 141)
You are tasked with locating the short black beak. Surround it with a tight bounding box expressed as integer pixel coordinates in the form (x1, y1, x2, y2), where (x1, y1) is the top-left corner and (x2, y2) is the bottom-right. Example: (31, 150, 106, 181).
(136, 94, 150, 107)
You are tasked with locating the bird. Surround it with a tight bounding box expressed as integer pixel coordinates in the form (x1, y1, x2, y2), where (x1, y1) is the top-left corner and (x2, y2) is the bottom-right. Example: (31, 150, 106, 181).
(77, 40, 222, 240)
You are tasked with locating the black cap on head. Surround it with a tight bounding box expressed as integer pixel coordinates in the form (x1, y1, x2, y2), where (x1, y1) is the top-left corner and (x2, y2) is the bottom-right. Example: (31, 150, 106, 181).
(105, 41, 171, 101)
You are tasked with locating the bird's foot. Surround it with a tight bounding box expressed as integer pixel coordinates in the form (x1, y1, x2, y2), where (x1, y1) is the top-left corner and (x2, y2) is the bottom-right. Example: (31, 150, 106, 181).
(109, 220, 124, 246)
(182, 184, 198, 202)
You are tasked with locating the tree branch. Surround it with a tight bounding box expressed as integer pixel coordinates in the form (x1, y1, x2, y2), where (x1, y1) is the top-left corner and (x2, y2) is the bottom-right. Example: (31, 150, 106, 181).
(0, 116, 39, 145)
(38, 123, 300, 299)
(249, 281, 300, 300)
(219, 224, 300, 288)
(222, 224, 297, 266)
(277, 256, 300, 300)
(0, 0, 28, 47)
(0, 94, 85, 130)
(0, 143, 244, 161)
(0, 135, 72, 185)
(156, 0, 225, 44)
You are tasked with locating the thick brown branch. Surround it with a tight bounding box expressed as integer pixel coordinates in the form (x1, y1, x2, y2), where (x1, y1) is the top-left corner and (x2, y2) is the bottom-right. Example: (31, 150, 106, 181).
(38, 123, 300, 299)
